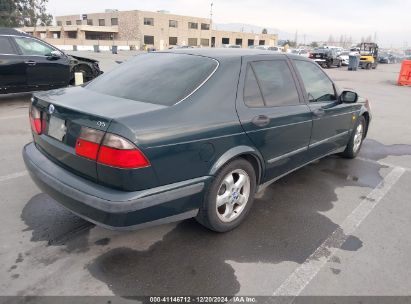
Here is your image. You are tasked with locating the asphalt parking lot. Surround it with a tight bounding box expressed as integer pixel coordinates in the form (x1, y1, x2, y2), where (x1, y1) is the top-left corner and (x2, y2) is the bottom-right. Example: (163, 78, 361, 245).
(0, 53, 410, 300)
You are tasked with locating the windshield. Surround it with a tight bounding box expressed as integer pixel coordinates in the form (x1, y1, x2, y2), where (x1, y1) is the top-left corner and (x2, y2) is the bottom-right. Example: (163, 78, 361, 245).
(86, 53, 218, 106)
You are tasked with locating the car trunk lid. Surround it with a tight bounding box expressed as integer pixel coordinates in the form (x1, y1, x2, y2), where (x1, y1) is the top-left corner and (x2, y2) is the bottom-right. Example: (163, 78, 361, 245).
(31, 87, 166, 187)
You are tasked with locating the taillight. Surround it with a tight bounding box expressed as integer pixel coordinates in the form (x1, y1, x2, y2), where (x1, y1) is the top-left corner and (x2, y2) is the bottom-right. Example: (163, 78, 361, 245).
(29, 104, 42, 135)
(75, 126, 150, 169)
(75, 127, 104, 160)
(98, 133, 150, 168)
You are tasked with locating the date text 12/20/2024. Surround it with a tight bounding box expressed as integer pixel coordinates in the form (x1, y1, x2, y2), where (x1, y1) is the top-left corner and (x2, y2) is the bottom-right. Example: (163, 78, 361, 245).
(149, 297, 257, 303)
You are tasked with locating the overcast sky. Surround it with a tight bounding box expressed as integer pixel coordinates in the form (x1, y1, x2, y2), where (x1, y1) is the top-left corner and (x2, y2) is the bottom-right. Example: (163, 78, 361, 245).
(47, 0, 410, 47)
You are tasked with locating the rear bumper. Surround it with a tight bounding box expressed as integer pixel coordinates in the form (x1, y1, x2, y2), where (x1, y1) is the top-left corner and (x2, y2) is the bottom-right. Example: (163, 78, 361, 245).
(23, 142, 209, 230)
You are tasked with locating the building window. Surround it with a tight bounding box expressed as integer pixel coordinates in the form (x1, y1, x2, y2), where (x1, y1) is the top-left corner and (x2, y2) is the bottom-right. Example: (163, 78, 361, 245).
(87, 19, 93, 26)
(111, 18, 118, 26)
(99, 19, 105, 26)
(248, 39, 254, 46)
(259, 40, 265, 45)
(222, 37, 229, 44)
(235, 38, 242, 46)
(85, 32, 114, 40)
(57, 21, 62, 26)
(169, 37, 178, 45)
(76, 20, 82, 25)
(144, 35, 154, 45)
(66, 21, 72, 25)
(67, 31, 77, 39)
(200, 38, 210, 47)
(169, 20, 178, 28)
(188, 22, 198, 29)
(188, 38, 197, 46)
(144, 18, 154, 26)
(201, 23, 210, 30)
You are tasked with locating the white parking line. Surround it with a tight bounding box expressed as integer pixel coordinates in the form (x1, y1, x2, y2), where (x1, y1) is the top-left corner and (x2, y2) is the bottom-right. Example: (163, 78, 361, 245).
(357, 157, 411, 172)
(0, 171, 28, 183)
(0, 114, 27, 120)
(273, 166, 405, 299)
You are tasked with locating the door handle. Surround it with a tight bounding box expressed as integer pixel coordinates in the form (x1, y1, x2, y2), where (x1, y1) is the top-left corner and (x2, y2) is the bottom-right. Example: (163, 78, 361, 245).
(24, 61, 37, 66)
(312, 108, 325, 117)
(252, 115, 270, 127)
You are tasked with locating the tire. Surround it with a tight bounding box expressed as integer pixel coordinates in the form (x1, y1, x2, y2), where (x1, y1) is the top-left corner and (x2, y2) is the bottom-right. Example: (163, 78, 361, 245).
(196, 158, 257, 232)
(337, 60, 342, 68)
(340, 116, 366, 159)
(366, 63, 372, 70)
(73, 65, 93, 83)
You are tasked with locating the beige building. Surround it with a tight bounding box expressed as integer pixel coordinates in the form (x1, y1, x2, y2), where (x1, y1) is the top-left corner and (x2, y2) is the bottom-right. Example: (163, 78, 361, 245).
(19, 9, 278, 50)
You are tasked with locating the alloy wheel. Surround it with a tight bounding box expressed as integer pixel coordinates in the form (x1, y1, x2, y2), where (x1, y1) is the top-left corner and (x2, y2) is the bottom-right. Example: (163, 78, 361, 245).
(216, 169, 251, 223)
(353, 123, 364, 153)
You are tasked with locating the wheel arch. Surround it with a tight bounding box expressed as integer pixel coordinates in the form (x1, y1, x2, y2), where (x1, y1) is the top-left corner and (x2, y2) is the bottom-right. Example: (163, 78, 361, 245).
(359, 109, 371, 137)
(209, 146, 264, 185)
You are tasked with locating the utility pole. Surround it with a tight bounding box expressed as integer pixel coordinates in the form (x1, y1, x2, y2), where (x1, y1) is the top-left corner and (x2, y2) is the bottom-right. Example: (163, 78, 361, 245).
(210, 2, 213, 29)
(210, 2, 213, 47)
(294, 30, 298, 46)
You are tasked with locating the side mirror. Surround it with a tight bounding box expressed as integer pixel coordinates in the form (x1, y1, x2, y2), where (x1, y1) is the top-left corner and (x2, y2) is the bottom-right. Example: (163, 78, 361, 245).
(340, 90, 358, 103)
(47, 51, 62, 60)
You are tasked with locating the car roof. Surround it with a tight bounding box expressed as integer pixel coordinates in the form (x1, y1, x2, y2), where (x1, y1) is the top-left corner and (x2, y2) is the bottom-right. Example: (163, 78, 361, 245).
(159, 48, 290, 60)
(0, 28, 31, 37)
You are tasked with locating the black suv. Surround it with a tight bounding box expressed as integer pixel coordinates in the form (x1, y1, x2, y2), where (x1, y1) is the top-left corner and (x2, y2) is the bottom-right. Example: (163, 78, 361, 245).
(0, 28, 102, 94)
(309, 48, 342, 68)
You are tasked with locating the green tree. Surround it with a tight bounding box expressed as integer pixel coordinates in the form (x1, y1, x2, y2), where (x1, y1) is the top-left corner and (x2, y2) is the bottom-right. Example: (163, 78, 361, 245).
(310, 41, 319, 48)
(20, 0, 52, 26)
(0, 0, 52, 27)
(280, 40, 297, 48)
(0, 0, 21, 27)
(262, 28, 268, 34)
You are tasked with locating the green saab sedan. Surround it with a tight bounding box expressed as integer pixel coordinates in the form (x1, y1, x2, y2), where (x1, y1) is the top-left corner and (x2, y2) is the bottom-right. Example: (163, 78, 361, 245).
(23, 49, 371, 232)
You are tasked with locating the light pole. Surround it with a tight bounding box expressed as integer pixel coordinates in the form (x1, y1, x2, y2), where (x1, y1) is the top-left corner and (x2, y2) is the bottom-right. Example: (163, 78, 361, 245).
(210, 2, 213, 47)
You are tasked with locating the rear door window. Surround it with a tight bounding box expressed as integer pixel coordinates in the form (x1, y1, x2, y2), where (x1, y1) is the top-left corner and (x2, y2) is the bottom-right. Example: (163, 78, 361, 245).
(0, 36, 17, 54)
(243, 64, 265, 107)
(249, 60, 300, 107)
(86, 53, 218, 106)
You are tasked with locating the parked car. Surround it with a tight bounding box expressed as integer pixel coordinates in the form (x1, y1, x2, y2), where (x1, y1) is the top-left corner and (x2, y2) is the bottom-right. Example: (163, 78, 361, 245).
(291, 49, 310, 58)
(169, 45, 194, 49)
(379, 53, 393, 64)
(309, 48, 342, 68)
(23, 49, 371, 232)
(222, 44, 241, 48)
(249, 45, 279, 51)
(267, 46, 282, 52)
(0, 28, 102, 94)
(339, 51, 350, 66)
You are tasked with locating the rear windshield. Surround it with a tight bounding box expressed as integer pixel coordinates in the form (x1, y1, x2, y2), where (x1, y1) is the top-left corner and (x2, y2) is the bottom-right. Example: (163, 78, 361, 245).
(86, 53, 218, 106)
